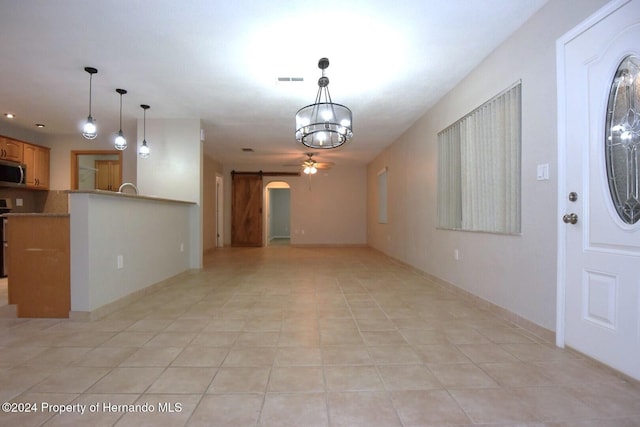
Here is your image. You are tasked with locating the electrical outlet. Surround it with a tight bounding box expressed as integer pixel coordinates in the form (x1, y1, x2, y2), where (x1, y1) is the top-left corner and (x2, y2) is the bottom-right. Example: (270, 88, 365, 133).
(15, 198, 23, 207)
(454, 249, 460, 261)
(180, 243, 184, 252)
(117, 255, 124, 269)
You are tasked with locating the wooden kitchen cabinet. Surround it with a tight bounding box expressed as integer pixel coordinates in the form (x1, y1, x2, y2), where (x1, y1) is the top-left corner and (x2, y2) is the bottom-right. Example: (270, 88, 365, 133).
(0, 136, 24, 163)
(23, 143, 50, 189)
(7, 214, 70, 318)
(95, 159, 121, 191)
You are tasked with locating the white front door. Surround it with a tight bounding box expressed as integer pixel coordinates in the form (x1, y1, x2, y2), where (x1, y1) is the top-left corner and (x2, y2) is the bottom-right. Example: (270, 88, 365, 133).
(558, 0, 640, 380)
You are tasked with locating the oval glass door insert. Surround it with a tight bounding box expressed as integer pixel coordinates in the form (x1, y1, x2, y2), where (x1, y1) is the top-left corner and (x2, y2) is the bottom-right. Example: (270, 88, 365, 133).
(605, 55, 640, 224)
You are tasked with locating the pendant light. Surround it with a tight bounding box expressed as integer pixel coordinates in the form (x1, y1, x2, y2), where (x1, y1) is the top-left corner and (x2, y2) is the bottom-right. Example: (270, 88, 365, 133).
(114, 88, 127, 150)
(139, 104, 150, 158)
(82, 67, 98, 140)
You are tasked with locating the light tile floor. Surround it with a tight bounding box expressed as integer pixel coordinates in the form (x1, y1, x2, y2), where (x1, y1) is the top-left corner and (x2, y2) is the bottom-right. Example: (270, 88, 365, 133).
(0, 246, 639, 426)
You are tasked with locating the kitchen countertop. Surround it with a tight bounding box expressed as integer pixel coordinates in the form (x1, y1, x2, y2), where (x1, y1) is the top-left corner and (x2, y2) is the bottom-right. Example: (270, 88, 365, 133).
(2, 213, 70, 217)
(1, 191, 195, 217)
(66, 190, 196, 205)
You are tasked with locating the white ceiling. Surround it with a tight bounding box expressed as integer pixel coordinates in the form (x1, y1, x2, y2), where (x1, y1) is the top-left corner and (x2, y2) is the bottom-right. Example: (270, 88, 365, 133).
(0, 0, 548, 168)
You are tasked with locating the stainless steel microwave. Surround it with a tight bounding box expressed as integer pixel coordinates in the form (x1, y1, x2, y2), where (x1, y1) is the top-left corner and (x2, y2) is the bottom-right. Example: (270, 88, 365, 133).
(0, 159, 25, 187)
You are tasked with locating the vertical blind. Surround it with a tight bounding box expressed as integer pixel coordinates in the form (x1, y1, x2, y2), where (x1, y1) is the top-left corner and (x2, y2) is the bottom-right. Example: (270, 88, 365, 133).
(437, 82, 521, 234)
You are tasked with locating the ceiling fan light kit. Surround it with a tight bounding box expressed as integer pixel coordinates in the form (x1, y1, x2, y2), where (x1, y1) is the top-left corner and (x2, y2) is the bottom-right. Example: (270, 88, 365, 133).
(295, 57, 353, 149)
(303, 157, 318, 174)
(300, 152, 335, 175)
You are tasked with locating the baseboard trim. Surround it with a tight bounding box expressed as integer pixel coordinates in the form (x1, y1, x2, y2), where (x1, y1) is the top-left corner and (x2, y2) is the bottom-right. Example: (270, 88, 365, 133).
(289, 244, 369, 248)
(69, 269, 199, 321)
(381, 250, 556, 344)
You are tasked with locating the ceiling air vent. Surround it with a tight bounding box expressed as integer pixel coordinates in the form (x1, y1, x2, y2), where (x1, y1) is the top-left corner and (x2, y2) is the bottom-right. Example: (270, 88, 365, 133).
(276, 77, 304, 83)
(242, 148, 254, 152)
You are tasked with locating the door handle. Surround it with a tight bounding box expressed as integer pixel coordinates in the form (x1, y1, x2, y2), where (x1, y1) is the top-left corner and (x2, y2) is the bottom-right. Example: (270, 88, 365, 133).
(563, 213, 578, 224)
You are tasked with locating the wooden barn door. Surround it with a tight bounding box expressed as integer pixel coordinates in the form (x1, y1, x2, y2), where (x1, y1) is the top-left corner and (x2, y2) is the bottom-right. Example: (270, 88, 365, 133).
(231, 171, 263, 247)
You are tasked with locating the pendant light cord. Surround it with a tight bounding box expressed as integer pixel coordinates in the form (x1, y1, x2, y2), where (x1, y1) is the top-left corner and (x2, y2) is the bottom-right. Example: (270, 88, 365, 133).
(88, 73, 93, 116)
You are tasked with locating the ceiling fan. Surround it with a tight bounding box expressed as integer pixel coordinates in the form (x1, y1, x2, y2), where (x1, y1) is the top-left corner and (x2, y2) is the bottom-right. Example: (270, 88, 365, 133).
(300, 153, 333, 174)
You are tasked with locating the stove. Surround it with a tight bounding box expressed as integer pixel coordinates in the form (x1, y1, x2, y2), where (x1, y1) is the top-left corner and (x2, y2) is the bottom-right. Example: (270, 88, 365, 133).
(0, 198, 12, 277)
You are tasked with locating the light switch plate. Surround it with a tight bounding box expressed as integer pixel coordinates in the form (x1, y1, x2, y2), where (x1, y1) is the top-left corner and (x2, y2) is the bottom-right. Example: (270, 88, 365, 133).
(537, 163, 549, 180)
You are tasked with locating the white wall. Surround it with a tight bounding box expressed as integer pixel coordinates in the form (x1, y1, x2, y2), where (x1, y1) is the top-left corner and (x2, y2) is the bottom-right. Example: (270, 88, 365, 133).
(136, 118, 203, 267)
(0, 121, 45, 146)
(46, 123, 137, 191)
(289, 166, 367, 245)
(224, 165, 367, 246)
(136, 118, 201, 202)
(367, 0, 610, 331)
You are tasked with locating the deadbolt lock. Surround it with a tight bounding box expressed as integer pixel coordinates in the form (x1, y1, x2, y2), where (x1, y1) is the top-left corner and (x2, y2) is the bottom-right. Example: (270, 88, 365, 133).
(568, 192, 578, 202)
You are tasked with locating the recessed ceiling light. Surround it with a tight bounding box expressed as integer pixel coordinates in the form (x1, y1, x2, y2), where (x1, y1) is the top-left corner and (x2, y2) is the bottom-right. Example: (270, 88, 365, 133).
(4, 113, 15, 119)
(35, 123, 45, 128)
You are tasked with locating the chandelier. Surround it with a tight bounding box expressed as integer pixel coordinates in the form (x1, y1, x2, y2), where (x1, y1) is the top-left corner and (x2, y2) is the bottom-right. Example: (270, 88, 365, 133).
(295, 58, 353, 149)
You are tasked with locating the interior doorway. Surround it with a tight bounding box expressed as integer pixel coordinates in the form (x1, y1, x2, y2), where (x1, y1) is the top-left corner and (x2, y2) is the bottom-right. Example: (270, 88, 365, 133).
(265, 181, 291, 246)
(70, 150, 123, 190)
(216, 175, 223, 247)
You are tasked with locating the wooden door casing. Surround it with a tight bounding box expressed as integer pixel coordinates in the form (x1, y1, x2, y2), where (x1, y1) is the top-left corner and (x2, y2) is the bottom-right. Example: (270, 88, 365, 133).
(231, 171, 263, 247)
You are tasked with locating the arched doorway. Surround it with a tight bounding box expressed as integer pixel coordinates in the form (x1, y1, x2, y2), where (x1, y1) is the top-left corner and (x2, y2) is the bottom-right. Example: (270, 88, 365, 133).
(265, 181, 291, 246)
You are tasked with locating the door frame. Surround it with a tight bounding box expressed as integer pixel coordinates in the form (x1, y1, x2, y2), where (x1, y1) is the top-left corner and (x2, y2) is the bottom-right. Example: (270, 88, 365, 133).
(216, 174, 224, 247)
(555, 0, 631, 348)
(264, 181, 291, 245)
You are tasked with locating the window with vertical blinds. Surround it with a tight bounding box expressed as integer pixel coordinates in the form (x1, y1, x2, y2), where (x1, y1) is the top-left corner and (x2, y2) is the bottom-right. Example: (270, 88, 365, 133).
(437, 82, 521, 234)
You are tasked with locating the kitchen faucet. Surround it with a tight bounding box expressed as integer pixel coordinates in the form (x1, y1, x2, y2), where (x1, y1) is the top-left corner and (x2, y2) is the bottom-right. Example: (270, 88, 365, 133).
(118, 182, 138, 195)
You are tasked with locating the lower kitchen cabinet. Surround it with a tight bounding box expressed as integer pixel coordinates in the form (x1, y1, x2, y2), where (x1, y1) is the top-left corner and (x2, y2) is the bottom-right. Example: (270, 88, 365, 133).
(7, 214, 70, 318)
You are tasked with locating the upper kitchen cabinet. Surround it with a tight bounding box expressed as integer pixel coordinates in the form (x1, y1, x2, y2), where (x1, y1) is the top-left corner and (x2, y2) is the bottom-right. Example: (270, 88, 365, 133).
(0, 136, 24, 163)
(23, 143, 50, 189)
(95, 159, 121, 191)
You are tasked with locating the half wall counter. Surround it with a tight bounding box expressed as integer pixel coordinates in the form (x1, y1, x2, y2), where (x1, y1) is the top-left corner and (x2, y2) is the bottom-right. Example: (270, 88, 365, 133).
(67, 190, 199, 320)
